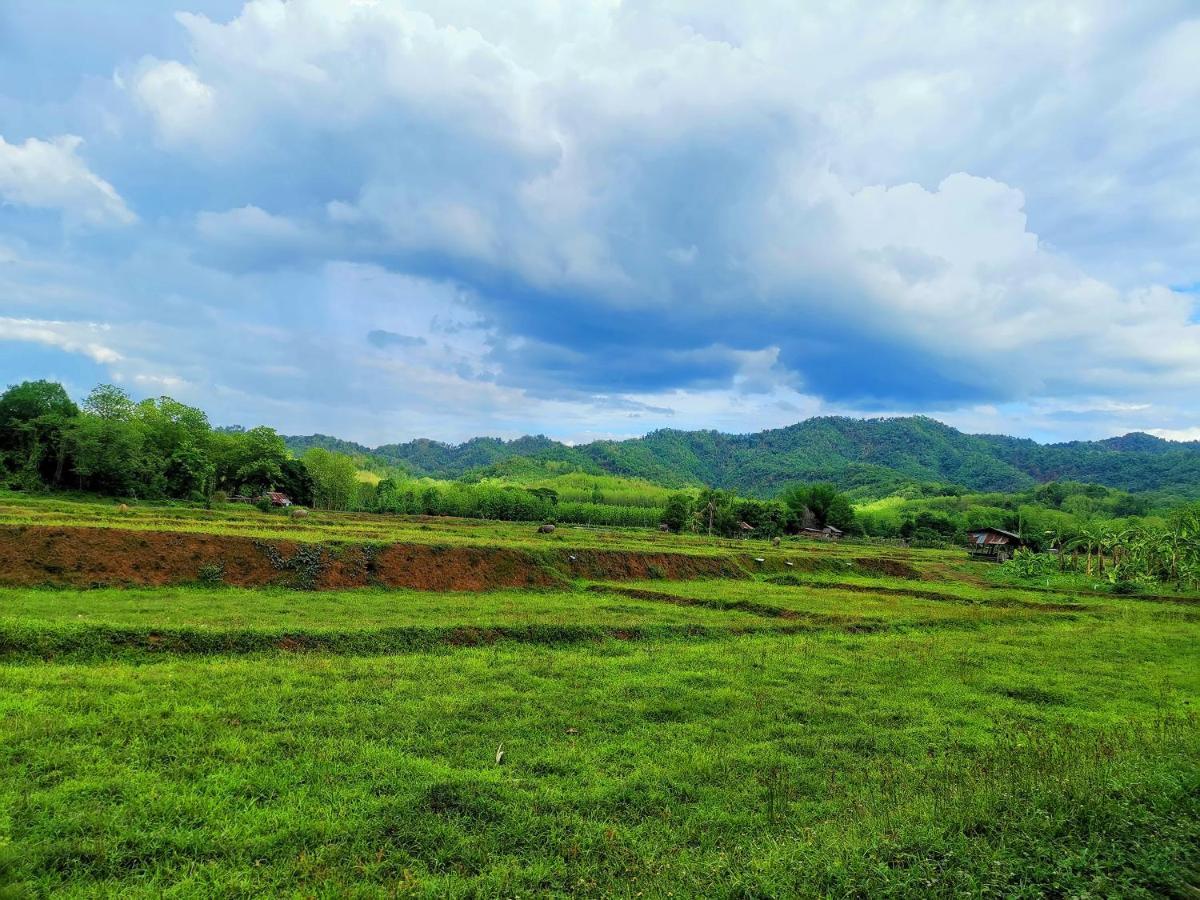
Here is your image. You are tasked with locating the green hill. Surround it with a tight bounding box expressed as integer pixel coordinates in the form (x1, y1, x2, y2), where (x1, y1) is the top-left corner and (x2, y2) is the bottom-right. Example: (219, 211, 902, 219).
(285, 417, 1200, 499)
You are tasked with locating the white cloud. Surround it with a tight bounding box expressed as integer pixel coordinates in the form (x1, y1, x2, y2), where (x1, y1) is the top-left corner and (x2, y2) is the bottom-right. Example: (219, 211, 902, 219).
(131, 372, 187, 390)
(771, 171, 1200, 395)
(0, 135, 135, 225)
(1148, 427, 1200, 443)
(196, 205, 307, 243)
(132, 59, 217, 144)
(0, 317, 124, 364)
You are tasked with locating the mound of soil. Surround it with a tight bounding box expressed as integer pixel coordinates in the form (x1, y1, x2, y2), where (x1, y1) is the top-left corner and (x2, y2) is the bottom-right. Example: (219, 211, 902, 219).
(852, 556, 922, 579)
(554, 549, 744, 582)
(750, 554, 922, 579)
(0, 525, 746, 591)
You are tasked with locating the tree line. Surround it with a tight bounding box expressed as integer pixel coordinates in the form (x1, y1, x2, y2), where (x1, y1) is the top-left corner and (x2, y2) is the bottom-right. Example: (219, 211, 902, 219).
(0, 381, 315, 504)
(0, 380, 864, 538)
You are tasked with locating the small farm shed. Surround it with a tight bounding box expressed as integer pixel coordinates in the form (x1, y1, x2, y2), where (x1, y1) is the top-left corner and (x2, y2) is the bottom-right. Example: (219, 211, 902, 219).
(966, 526, 1026, 561)
(263, 492, 293, 507)
(800, 525, 843, 541)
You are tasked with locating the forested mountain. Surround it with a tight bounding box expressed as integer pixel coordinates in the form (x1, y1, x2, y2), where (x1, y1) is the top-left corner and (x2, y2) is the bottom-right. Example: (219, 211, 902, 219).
(285, 416, 1200, 499)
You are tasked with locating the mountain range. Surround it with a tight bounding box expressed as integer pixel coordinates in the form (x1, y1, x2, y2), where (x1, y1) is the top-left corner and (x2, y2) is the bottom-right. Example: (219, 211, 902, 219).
(285, 416, 1200, 499)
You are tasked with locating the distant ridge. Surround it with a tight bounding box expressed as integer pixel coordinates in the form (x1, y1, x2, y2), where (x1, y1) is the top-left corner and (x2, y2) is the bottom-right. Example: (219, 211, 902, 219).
(285, 416, 1200, 498)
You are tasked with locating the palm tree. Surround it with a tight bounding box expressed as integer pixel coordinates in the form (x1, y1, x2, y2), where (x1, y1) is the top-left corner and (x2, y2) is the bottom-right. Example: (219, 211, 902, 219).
(1068, 526, 1099, 577)
(692, 499, 717, 537)
(1097, 526, 1127, 578)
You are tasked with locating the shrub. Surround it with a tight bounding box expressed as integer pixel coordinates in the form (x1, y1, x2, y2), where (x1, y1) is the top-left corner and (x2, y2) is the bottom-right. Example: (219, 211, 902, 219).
(197, 563, 225, 585)
(1003, 547, 1057, 578)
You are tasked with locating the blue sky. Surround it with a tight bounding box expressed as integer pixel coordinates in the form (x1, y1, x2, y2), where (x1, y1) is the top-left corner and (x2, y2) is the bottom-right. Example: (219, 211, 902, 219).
(2, 1, 1199, 445)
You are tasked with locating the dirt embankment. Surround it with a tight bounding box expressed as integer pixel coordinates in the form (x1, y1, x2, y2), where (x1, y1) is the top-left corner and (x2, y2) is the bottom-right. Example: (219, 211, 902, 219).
(0, 526, 745, 591)
(559, 549, 743, 582)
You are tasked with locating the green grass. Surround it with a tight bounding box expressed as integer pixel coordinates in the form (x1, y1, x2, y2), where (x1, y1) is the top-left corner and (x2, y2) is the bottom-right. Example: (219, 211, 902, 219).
(598, 578, 1096, 627)
(0, 585, 812, 659)
(0, 585, 764, 631)
(1, 617, 1196, 897)
(0, 490, 958, 561)
(0, 495, 1197, 896)
(984, 565, 1200, 599)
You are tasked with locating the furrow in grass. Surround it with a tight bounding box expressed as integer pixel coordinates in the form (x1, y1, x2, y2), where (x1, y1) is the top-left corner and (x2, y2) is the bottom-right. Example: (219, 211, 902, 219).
(0, 609, 1071, 659)
(586, 583, 846, 621)
(0, 622, 825, 660)
(763, 575, 1088, 611)
(583, 585, 1080, 635)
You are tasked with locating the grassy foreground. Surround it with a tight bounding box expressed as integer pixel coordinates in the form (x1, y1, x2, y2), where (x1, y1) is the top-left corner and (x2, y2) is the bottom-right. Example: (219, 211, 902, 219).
(1, 591, 1197, 896)
(0, 498, 1197, 896)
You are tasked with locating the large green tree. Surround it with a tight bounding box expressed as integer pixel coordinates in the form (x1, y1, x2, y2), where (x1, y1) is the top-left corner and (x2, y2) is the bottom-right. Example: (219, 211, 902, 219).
(302, 448, 359, 510)
(780, 482, 855, 531)
(277, 457, 315, 506)
(64, 385, 144, 494)
(134, 397, 214, 499)
(212, 426, 289, 496)
(661, 492, 694, 532)
(0, 380, 80, 486)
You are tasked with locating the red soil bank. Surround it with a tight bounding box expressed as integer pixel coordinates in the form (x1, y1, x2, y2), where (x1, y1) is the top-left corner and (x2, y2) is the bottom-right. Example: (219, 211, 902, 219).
(0, 526, 743, 591)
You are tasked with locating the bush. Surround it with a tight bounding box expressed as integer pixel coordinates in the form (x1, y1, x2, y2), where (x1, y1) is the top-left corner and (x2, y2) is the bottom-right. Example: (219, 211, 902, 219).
(908, 526, 946, 548)
(1002, 548, 1057, 578)
(197, 563, 225, 585)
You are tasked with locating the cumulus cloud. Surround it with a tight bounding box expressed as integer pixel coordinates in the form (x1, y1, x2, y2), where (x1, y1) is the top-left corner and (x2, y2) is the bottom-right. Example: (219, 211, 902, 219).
(1149, 427, 1200, 443)
(193, 205, 325, 270)
(117, 2, 1197, 404)
(2, 1, 1199, 442)
(132, 59, 217, 144)
(0, 135, 135, 225)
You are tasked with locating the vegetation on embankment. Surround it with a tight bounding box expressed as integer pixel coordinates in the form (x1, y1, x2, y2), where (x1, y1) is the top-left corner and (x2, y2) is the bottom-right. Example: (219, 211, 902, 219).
(0, 573, 1103, 660)
(0, 524, 765, 590)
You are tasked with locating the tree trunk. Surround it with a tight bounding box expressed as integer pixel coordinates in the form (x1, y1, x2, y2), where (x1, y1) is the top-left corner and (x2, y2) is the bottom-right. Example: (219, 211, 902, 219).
(53, 443, 67, 485)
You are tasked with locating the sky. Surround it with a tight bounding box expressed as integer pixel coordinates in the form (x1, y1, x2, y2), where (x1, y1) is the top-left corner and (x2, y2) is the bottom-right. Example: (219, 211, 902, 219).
(2, 0, 1199, 446)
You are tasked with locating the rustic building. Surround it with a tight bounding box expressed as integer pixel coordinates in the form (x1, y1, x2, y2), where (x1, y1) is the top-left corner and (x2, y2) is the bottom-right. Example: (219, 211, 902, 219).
(966, 526, 1026, 561)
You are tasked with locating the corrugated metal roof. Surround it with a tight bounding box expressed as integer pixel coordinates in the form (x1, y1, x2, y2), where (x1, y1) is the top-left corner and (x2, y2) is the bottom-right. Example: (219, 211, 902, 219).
(968, 526, 1022, 544)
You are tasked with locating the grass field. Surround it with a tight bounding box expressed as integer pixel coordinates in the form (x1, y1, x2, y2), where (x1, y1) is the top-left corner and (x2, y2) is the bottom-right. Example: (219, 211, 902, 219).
(0, 495, 1197, 896)
(0, 491, 932, 558)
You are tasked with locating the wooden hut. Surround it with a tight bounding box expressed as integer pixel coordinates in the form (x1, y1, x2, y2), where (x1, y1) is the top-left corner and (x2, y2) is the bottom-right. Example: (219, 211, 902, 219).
(965, 526, 1026, 562)
(800, 525, 843, 541)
